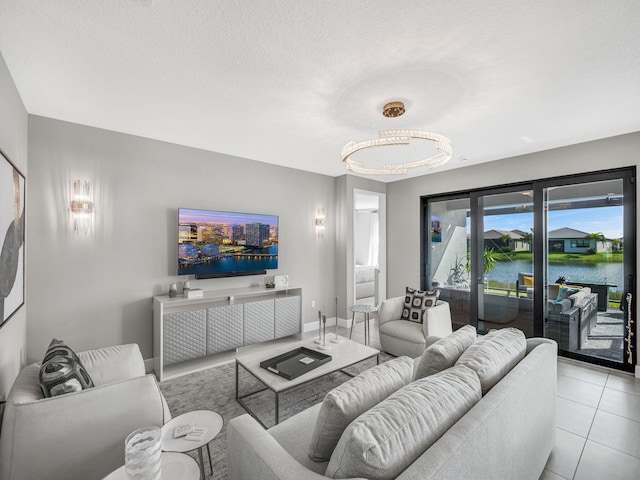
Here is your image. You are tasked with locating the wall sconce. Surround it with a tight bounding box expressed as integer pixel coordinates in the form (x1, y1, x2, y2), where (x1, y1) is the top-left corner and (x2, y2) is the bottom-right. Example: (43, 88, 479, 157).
(70, 179, 94, 235)
(315, 208, 325, 239)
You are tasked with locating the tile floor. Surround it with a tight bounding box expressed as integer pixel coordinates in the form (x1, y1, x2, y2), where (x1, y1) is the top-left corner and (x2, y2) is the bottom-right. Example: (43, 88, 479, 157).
(344, 316, 640, 480)
(542, 358, 640, 480)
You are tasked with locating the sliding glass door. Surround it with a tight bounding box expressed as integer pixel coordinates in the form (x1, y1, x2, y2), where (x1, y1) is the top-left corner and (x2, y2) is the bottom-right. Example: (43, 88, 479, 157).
(542, 174, 634, 367)
(476, 189, 534, 337)
(422, 167, 636, 371)
(426, 196, 471, 331)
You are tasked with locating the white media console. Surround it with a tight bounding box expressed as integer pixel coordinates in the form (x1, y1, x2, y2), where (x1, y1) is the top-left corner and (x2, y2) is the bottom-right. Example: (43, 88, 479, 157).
(153, 286, 302, 381)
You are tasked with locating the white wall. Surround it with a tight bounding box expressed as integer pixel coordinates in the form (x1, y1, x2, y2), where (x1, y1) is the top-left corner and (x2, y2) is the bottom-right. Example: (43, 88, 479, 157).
(0, 52, 28, 399)
(27, 116, 336, 362)
(387, 132, 640, 367)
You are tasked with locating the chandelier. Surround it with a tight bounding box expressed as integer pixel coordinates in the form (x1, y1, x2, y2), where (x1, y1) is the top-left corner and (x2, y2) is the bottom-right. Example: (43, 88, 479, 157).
(341, 101, 453, 175)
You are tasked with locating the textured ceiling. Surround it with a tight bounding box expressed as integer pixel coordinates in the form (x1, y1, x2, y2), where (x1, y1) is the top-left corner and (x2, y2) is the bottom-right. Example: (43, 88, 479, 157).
(1, 1, 639, 182)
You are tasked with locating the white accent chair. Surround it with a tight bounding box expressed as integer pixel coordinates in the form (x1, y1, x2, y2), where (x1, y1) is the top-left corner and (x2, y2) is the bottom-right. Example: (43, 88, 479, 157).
(378, 297, 453, 357)
(0, 343, 170, 480)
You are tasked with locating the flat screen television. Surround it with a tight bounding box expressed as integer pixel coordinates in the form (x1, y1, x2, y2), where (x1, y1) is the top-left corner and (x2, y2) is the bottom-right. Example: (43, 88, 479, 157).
(178, 208, 279, 278)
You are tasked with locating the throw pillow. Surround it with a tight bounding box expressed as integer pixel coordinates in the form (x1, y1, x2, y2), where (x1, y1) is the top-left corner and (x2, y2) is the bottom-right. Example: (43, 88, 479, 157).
(455, 327, 526, 395)
(401, 287, 439, 323)
(414, 324, 477, 380)
(39, 338, 95, 397)
(555, 287, 580, 302)
(308, 356, 413, 462)
(325, 365, 482, 480)
(523, 275, 534, 287)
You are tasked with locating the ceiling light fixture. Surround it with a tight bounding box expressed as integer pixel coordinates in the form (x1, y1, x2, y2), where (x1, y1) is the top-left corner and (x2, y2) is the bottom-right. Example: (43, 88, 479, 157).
(341, 101, 453, 175)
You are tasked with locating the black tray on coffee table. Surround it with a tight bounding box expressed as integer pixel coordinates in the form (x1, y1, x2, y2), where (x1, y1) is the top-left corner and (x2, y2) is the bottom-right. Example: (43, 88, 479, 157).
(260, 347, 332, 380)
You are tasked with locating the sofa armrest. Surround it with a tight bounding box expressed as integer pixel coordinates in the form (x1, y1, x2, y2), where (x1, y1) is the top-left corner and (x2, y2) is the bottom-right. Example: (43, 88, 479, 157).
(0, 374, 167, 480)
(378, 296, 404, 326)
(422, 301, 452, 339)
(78, 343, 145, 386)
(228, 414, 367, 480)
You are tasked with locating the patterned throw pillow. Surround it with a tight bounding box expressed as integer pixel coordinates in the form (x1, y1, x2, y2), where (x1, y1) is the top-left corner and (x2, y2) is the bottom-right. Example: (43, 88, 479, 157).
(39, 338, 95, 397)
(401, 287, 440, 323)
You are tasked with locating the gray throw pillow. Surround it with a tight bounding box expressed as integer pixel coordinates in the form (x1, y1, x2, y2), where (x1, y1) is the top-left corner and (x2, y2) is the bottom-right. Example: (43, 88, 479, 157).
(308, 356, 413, 462)
(326, 365, 482, 480)
(414, 324, 476, 380)
(39, 338, 95, 397)
(455, 327, 526, 394)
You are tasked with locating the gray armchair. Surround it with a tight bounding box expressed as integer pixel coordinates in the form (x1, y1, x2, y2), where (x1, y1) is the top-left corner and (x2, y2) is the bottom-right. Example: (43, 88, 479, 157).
(378, 297, 453, 357)
(0, 343, 170, 480)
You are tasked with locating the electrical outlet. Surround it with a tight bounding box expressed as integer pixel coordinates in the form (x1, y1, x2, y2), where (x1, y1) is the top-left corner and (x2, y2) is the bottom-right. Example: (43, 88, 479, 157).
(311, 300, 316, 308)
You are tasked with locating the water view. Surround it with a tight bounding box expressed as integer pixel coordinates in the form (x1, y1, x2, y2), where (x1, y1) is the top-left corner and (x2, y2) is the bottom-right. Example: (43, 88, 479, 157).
(486, 259, 623, 294)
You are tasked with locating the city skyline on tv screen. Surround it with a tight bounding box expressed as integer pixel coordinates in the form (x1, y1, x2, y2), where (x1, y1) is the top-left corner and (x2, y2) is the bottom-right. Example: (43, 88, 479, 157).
(178, 208, 278, 276)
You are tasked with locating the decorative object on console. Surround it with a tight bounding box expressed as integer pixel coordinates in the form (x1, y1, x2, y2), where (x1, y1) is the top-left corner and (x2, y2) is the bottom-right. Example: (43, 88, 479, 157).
(274, 274, 289, 287)
(39, 338, 95, 397)
(178, 208, 278, 279)
(341, 101, 453, 175)
(125, 426, 162, 480)
(169, 283, 178, 298)
(0, 148, 25, 327)
(185, 288, 203, 299)
(70, 178, 94, 235)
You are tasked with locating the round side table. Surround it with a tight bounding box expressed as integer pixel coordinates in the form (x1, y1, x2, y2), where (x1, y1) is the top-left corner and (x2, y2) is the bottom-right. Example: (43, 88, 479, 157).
(349, 304, 379, 346)
(161, 410, 223, 480)
(104, 452, 199, 480)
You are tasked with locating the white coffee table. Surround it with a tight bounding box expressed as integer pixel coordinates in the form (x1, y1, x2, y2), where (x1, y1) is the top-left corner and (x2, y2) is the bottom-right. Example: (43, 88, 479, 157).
(236, 338, 379, 428)
(104, 452, 199, 480)
(161, 410, 223, 480)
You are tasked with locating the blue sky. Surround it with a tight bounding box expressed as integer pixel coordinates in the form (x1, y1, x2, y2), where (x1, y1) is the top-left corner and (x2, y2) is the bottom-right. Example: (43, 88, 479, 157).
(483, 206, 623, 239)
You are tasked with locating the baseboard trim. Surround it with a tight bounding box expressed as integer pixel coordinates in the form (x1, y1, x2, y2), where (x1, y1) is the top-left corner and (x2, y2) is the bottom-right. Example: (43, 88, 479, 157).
(303, 317, 352, 333)
(144, 358, 154, 374)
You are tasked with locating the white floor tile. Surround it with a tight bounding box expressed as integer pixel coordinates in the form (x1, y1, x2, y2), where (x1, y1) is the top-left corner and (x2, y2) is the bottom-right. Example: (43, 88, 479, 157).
(539, 470, 568, 480)
(557, 374, 604, 408)
(556, 396, 597, 437)
(557, 360, 609, 386)
(599, 387, 640, 422)
(605, 371, 640, 397)
(574, 440, 640, 480)
(545, 428, 586, 480)
(588, 410, 640, 458)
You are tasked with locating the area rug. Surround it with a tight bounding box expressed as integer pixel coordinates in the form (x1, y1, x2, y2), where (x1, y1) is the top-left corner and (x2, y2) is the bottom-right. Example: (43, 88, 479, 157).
(160, 352, 393, 480)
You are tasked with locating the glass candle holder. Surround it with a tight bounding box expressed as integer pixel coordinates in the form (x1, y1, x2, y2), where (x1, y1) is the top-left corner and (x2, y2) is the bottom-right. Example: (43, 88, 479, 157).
(124, 426, 162, 480)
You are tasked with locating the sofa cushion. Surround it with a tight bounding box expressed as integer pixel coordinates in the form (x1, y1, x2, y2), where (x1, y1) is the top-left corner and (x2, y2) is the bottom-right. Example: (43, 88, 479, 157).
(455, 327, 526, 394)
(78, 343, 145, 386)
(326, 365, 482, 480)
(414, 324, 476, 380)
(401, 287, 439, 323)
(39, 339, 95, 397)
(308, 356, 413, 462)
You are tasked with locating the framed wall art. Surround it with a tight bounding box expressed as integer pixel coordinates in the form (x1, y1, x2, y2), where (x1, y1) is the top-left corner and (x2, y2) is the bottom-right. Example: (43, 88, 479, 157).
(0, 148, 25, 328)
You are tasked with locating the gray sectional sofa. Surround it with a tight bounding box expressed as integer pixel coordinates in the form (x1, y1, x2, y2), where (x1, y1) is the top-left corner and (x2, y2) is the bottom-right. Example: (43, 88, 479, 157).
(227, 330, 557, 480)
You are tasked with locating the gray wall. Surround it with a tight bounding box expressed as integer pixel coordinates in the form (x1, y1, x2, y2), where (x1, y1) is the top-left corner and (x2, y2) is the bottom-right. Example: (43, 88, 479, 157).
(387, 132, 640, 366)
(27, 116, 336, 362)
(0, 52, 28, 399)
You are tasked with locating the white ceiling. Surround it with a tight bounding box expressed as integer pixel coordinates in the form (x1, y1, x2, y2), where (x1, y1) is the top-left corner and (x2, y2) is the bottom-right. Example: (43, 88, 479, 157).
(1, 1, 639, 182)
